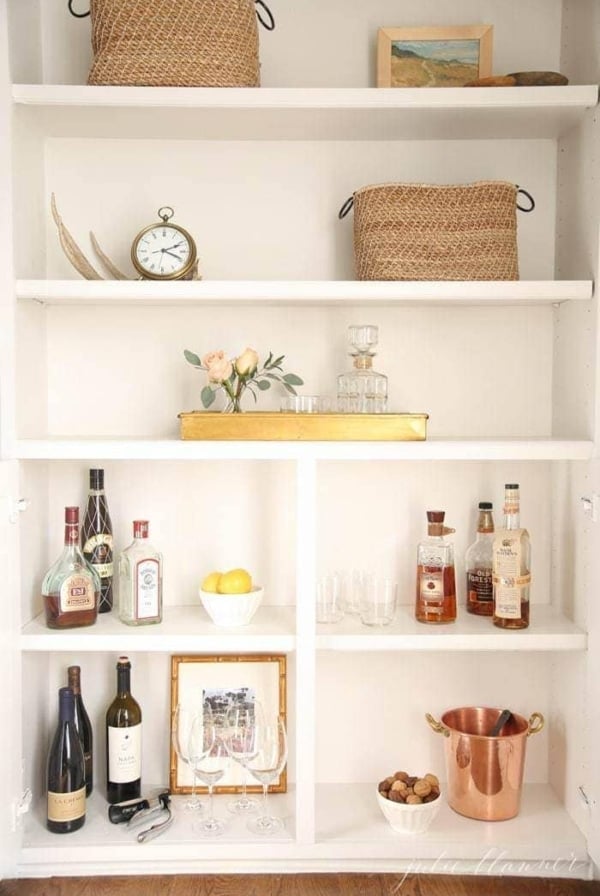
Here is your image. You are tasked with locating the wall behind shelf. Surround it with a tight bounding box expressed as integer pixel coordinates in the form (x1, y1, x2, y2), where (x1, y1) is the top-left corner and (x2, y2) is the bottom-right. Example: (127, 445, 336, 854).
(9, 0, 563, 88)
(32, 137, 556, 283)
(18, 460, 296, 626)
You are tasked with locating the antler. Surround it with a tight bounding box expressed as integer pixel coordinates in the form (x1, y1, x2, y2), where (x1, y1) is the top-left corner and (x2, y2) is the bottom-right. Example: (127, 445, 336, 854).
(90, 231, 130, 280)
(51, 193, 103, 280)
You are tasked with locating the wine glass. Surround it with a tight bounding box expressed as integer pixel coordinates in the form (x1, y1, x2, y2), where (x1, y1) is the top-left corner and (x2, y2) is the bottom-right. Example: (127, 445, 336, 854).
(222, 699, 265, 814)
(171, 704, 203, 811)
(188, 712, 230, 837)
(245, 715, 288, 836)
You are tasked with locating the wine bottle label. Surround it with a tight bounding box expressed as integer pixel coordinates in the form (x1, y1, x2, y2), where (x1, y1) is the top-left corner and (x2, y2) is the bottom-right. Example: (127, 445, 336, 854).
(108, 724, 142, 783)
(59, 574, 95, 613)
(135, 558, 160, 620)
(47, 786, 86, 822)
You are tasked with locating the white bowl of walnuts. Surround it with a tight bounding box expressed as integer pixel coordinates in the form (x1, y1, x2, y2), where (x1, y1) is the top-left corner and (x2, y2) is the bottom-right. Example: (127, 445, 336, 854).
(377, 770, 442, 834)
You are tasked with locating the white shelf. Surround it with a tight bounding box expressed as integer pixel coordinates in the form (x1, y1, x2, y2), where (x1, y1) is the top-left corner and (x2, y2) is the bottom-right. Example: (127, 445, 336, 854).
(18, 785, 590, 877)
(314, 784, 590, 874)
(16, 279, 594, 307)
(12, 85, 598, 140)
(13, 438, 595, 461)
(20, 606, 296, 653)
(317, 605, 586, 652)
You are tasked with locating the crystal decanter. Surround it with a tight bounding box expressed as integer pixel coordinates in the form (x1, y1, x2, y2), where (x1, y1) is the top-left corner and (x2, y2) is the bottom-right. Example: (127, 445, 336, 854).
(337, 325, 388, 413)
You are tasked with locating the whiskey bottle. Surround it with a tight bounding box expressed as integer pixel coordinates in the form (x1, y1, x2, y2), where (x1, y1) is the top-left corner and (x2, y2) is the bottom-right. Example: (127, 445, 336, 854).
(42, 507, 100, 629)
(493, 484, 530, 629)
(415, 510, 456, 624)
(118, 520, 163, 626)
(82, 468, 114, 614)
(336, 324, 388, 413)
(465, 502, 495, 616)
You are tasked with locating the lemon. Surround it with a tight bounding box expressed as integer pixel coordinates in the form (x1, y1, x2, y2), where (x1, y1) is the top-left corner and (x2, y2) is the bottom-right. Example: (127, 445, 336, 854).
(217, 568, 252, 594)
(201, 571, 222, 593)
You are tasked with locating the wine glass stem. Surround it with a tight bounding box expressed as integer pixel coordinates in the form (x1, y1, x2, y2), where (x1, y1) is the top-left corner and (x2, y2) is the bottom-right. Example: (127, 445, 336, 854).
(208, 784, 215, 820)
(262, 782, 269, 818)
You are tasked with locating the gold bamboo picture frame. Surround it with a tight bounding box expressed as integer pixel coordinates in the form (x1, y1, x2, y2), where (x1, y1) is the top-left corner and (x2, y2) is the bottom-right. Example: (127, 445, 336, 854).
(377, 25, 493, 88)
(170, 654, 287, 794)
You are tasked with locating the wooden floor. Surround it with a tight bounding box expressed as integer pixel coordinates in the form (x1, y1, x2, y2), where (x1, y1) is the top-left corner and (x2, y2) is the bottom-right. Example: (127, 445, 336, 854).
(1, 876, 600, 896)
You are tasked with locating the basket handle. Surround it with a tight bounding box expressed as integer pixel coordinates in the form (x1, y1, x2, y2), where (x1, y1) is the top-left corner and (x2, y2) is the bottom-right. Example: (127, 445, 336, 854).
(255, 0, 275, 31)
(338, 196, 354, 219)
(67, 0, 90, 16)
(517, 187, 535, 212)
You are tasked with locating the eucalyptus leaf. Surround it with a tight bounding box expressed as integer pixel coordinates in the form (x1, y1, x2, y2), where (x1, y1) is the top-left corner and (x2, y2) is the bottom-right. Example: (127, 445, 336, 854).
(273, 355, 285, 366)
(283, 373, 304, 386)
(256, 379, 271, 391)
(283, 382, 297, 395)
(201, 386, 216, 408)
(184, 349, 202, 367)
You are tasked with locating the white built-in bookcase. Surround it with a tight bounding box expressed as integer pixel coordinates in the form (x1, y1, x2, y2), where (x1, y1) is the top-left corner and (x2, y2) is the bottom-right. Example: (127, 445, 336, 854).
(1, 0, 600, 880)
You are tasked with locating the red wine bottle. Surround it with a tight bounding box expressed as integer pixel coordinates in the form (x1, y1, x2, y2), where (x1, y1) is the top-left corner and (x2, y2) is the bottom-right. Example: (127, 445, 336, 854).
(68, 665, 93, 796)
(82, 468, 114, 614)
(106, 656, 142, 804)
(46, 687, 86, 834)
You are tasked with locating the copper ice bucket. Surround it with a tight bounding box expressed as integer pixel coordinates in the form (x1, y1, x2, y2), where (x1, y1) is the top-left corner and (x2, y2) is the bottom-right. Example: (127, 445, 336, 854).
(426, 706, 544, 821)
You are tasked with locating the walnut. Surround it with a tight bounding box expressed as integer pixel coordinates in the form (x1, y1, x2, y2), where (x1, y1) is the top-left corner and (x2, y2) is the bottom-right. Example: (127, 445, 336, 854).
(406, 794, 423, 804)
(414, 779, 432, 798)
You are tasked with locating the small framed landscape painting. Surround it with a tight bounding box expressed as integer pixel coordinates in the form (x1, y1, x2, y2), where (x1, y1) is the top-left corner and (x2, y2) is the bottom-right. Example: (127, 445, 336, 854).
(377, 25, 493, 88)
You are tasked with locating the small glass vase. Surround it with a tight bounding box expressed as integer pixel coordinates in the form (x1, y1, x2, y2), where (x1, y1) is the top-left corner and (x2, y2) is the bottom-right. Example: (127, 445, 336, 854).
(223, 395, 244, 413)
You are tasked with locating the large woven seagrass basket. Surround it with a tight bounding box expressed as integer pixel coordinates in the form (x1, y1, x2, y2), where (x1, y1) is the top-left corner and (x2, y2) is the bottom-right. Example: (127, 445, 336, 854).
(69, 0, 274, 87)
(339, 181, 534, 281)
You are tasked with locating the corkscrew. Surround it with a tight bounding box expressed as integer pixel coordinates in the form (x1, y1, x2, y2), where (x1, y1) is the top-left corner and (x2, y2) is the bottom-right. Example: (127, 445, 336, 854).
(128, 791, 173, 843)
(108, 789, 173, 842)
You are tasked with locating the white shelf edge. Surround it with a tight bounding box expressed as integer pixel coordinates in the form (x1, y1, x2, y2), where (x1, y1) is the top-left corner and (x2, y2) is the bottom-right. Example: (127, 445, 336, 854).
(317, 605, 586, 652)
(12, 438, 595, 461)
(12, 84, 599, 111)
(16, 279, 594, 307)
(20, 606, 296, 652)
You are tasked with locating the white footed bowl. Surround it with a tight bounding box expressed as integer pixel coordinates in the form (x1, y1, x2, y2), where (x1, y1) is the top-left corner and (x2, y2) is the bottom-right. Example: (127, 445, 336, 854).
(376, 787, 442, 835)
(199, 586, 264, 627)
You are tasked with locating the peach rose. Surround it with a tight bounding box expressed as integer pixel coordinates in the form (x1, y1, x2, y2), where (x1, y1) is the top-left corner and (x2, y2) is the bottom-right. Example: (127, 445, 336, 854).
(202, 350, 233, 384)
(235, 347, 259, 377)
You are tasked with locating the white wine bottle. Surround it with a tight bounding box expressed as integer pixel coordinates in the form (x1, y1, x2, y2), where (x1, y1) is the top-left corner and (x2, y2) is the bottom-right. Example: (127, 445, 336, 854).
(106, 656, 142, 804)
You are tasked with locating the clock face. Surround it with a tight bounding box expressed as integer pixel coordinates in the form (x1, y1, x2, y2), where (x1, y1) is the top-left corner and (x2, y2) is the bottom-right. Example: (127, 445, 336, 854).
(133, 225, 193, 278)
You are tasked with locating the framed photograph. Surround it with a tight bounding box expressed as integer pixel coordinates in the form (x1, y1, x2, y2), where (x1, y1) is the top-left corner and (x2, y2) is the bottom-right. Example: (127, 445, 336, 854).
(377, 25, 493, 88)
(170, 654, 287, 794)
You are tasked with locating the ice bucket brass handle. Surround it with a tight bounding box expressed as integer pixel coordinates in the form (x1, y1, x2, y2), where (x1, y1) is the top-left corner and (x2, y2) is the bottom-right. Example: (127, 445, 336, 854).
(527, 712, 544, 736)
(426, 713, 450, 737)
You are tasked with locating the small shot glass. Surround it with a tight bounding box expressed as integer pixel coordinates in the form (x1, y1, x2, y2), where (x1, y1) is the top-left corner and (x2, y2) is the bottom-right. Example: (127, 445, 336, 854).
(316, 575, 344, 624)
(359, 576, 397, 627)
(280, 395, 320, 413)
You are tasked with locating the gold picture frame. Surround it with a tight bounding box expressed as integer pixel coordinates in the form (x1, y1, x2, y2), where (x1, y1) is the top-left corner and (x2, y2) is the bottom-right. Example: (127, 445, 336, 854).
(170, 654, 287, 794)
(377, 25, 493, 88)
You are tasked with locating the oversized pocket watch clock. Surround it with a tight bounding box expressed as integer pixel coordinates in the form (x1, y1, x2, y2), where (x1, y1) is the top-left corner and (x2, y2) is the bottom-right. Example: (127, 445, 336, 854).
(131, 207, 198, 281)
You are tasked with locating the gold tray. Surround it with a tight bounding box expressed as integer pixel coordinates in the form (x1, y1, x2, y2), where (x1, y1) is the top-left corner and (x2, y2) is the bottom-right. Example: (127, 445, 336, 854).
(179, 412, 428, 441)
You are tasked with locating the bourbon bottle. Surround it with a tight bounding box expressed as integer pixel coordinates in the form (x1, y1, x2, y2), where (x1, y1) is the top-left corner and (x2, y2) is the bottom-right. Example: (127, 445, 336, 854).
(465, 502, 495, 616)
(42, 507, 100, 629)
(493, 484, 530, 629)
(415, 510, 456, 624)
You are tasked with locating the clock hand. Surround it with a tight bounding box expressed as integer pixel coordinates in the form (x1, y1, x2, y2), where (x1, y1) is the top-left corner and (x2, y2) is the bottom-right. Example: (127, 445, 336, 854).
(163, 249, 182, 260)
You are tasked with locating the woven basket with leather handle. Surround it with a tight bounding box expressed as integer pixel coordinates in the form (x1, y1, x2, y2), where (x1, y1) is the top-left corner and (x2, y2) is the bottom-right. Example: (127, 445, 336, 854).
(83, 0, 270, 87)
(340, 181, 533, 281)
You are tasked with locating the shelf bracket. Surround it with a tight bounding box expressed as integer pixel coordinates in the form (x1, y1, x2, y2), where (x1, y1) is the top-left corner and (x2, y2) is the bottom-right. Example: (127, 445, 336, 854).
(12, 788, 32, 831)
